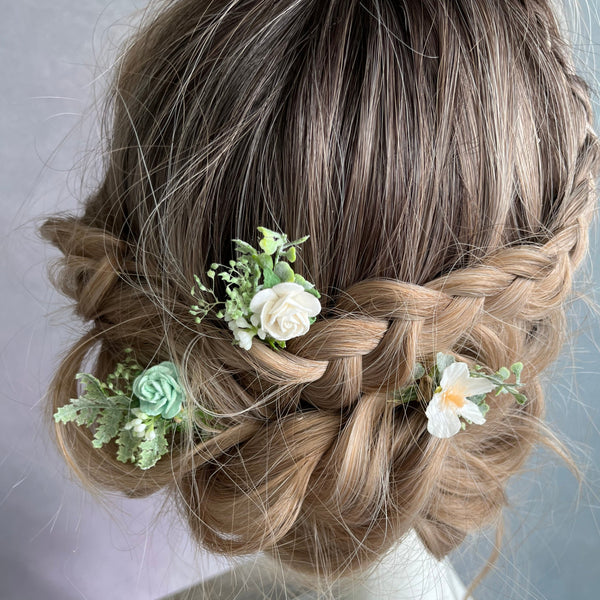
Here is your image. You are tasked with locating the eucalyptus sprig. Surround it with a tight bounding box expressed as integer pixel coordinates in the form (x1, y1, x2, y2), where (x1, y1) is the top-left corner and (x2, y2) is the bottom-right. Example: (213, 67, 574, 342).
(391, 352, 527, 413)
(390, 352, 527, 438)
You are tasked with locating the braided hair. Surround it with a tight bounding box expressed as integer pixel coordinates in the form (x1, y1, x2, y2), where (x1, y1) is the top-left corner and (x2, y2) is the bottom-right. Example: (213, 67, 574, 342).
(40, 0, 600, 593)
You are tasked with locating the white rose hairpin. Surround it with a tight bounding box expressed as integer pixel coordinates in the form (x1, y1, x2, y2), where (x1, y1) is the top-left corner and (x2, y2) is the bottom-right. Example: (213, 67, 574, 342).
(190, 226, 322, 350)
(391, 352, 527, 439)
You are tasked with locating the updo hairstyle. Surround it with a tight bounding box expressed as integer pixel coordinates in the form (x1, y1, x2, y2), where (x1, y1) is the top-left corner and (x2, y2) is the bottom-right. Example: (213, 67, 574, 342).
(40, 0, 600, 591)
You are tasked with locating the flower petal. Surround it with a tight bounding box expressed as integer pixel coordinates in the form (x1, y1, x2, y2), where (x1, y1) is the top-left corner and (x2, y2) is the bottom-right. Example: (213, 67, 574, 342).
(270, 282, 305, 296)
(249, 288, 276, 313)
(457, 399, 486, 425)
(463, 376, 496, 397)
(439, 361, 470, 391)
(292, 292, 322, 317)
(426, 407, 462, 438)
(236, 329, 254, 350)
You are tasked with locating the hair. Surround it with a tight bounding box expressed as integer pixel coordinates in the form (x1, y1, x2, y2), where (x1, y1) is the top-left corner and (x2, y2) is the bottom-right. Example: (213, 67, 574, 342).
(39, 0, 600, 596)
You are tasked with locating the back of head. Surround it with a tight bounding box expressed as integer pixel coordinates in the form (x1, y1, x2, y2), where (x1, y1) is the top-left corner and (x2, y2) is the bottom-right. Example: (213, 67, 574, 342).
(40, 0, 600, 590)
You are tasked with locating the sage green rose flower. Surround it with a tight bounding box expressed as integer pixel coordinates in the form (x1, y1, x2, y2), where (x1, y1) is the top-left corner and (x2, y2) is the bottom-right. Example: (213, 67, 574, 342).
(132, 361, 184, 419)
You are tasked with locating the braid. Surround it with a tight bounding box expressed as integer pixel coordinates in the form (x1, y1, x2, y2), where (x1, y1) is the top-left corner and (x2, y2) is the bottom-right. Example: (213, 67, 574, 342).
(39, 0, 600, 593)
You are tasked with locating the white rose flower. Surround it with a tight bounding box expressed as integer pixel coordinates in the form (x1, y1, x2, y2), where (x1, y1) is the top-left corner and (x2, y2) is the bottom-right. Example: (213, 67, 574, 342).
(249, 282, 321, 342)
(425, 361, 496, 438)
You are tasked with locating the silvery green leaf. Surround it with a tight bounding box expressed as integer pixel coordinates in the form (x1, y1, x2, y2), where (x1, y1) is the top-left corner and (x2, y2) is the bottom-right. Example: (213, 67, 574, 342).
(436, 352, 455, 375)
(274, 261, 295, 282)
(232, 240, 255, 255)
(496, 367, 510, 380)
(259, 237, 278, 255)
(54, 404, 78, 423)
(93, 408, 125, 448)
(138, 420, 168, 470)
(411, 362, 425, 380)
(510, 362, 523, 383)
(467, 393, 487, 404)
(514, 392, 527, 405)
(256, 254, 273, 271)
(262, 266, 281, 288)
(76, 373, 107, 402)
(285, 247, 296, 262)
(290, 235, 309, 245)
(116, 429, 138, 464)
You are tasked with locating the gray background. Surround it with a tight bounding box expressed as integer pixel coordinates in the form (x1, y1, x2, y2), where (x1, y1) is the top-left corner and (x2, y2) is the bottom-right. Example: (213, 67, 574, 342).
(2, 1, 599, 599)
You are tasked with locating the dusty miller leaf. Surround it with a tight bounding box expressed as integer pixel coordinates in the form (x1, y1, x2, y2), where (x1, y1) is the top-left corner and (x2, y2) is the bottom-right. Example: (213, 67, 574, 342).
(116, 429, 138, 464)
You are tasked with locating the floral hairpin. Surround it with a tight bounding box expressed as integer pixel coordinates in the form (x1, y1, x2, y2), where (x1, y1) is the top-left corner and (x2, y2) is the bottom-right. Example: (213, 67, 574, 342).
(190, 226, 321, 350)
(392, 352, 527, 438)
(53, 349, 210, 469)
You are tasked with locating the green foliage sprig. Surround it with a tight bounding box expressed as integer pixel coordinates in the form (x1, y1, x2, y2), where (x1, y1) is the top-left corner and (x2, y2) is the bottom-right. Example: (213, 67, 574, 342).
(190, 227, 321, 350)
(54, 349, 212, 470)
(391, 351, 527, 416)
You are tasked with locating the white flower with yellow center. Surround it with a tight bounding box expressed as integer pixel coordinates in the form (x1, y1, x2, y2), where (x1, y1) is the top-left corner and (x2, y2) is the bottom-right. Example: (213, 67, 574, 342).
(425, 361, 496, 438)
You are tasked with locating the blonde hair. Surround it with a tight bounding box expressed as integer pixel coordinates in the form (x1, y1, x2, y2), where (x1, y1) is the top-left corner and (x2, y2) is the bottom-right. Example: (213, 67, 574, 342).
(39, 0, 600, 595)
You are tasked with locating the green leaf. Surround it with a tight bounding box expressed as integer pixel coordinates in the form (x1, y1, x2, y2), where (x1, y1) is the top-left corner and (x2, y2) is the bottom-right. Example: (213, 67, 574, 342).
(496, 367, 510, 380)
(479, 402, 490, 416)
(411, 362, 426, 380)
(76, 405, 102, 427)
(514, 392, 527, 405)
(138, 421, 169, 470)
(392, 386, 418, 404)
(76, 373, 108, 402)
(92, 407, 125, 448)
(207, 270, 215, 279)
(259, 237, 278, 255)
(289, 235, 309, 245)
(54, 404, 78, 423)
(467, 393, 487, 404)
(256, 226, 283, 241)
(293, 274, 321, 298)
(285, 247, 296, 262)
(510, 362, 523, 383)
(262, 266, 282, 288)
(436, 352, 455, 376)
(232, 239, 256, 255)
(256, 253, 274, 271)
(274, 261, 295, 282)
(116, 429, 138, 464)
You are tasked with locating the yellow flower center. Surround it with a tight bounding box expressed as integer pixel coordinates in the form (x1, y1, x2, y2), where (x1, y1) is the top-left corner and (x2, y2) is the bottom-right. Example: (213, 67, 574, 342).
(441, 389, 465, 409)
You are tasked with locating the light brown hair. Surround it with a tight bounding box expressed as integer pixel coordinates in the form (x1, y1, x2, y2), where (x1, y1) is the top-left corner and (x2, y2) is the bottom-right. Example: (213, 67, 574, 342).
(39, 0, 600, 595)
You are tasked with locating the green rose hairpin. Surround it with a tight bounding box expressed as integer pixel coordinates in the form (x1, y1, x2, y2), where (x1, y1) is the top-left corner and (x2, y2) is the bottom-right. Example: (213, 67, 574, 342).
(190, 226, 322, 350)
(53, 349, 203, 470)
(391, 352, 527, 439)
